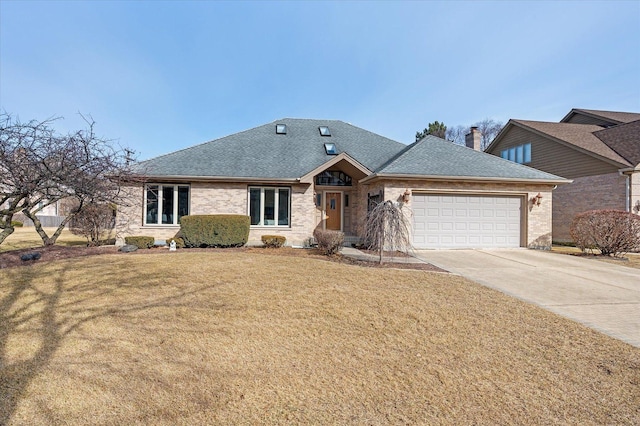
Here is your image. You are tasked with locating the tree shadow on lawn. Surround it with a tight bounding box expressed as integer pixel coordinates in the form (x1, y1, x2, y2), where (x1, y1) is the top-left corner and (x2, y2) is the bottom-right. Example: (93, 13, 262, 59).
(0, 260, 218, 424)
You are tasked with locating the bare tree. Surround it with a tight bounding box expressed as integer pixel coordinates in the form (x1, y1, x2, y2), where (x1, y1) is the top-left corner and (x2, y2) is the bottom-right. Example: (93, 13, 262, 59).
(0, 113, 138, 246)
(364, 200, 412, 264)
(472, 118, 503, 150)
(69, 202, 117, 246)
(446, 125, 467, 146)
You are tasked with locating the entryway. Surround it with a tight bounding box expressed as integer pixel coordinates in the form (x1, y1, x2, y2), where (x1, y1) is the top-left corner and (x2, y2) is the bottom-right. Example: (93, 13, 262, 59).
(325, 192, 342, 230)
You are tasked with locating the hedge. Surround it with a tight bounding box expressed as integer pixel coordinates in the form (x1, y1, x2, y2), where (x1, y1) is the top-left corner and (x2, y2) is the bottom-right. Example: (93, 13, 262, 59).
(180, 215, 250, 248)
(165, 237, 185, 249)
(313, 229, 344, 255)
(124, 236, 155, 249)
(261, 235, 286, 248)
(11, 221, 23, 227)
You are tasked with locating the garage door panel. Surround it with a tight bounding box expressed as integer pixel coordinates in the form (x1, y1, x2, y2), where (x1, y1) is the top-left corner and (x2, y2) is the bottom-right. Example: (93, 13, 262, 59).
(413, 194, 521, 249)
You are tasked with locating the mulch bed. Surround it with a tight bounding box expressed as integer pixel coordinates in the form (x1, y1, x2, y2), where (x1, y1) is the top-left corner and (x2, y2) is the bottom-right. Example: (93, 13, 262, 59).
(0, 245, 446, 272)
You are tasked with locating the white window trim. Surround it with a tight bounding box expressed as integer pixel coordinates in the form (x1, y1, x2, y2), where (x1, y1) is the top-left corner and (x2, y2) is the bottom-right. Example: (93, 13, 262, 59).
(144, 184, 190, 226)
(248, 186, 291, 227)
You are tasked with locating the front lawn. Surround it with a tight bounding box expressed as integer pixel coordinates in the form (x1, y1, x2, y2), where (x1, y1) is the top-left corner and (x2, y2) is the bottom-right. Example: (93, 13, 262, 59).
(0, 227, 87, 252)
(1, 251, 638, 424)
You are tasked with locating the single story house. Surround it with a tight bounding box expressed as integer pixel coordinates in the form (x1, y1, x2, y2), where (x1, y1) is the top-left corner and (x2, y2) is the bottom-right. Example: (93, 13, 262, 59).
(486, 109, 640, 241)
(116, 119, 568, 249)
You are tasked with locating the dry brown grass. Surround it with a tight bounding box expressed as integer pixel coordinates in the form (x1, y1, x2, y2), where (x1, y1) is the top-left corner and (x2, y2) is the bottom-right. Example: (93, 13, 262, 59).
(0, 227, 87, 252)
(553, 245, 640, 269)
(1, 251, 638, 425)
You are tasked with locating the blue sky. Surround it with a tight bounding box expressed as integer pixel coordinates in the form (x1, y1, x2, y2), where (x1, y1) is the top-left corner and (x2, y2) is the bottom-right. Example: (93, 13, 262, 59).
(1, 0, 639, 160)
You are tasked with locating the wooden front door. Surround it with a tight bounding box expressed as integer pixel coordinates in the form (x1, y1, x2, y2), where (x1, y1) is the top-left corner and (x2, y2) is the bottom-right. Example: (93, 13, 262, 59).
(325, 192, 342, 230)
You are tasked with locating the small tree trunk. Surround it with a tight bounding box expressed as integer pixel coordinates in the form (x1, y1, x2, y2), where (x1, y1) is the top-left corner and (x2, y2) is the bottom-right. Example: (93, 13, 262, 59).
(0, 226, 15, 245)
(379, 226, 384, 265)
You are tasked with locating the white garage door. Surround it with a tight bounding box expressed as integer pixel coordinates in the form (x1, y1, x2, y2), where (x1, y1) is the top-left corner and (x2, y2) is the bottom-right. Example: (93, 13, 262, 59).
(412, 194, 522, 249)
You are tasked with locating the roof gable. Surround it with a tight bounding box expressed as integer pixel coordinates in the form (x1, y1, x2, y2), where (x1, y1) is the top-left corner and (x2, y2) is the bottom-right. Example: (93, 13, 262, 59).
(373, 135, 567, 182)
(489, 119, 631, 167)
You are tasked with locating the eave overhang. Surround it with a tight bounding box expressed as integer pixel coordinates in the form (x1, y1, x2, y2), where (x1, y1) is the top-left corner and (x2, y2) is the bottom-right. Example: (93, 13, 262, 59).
(359, 173, 572, 186)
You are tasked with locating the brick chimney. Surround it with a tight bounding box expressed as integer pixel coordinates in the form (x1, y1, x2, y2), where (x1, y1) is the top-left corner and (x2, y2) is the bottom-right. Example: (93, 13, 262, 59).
(465, 126, 482, 151)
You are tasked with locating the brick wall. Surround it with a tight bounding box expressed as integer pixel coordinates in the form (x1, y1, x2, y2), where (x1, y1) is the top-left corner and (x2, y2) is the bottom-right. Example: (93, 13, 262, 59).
(553, 172, 626, 242)
(364, 179, 556, 249)
(115, 182, 317, 247)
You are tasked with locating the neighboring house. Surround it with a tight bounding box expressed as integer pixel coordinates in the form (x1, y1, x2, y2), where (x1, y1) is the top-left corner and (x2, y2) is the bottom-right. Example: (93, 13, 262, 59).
(486, 109, 640, 241)
(116, 119, 568, 249)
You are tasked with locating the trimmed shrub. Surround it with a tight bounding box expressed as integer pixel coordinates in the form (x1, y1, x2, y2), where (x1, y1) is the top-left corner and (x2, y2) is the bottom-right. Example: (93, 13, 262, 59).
(124, 236, 155, 249)
(261, 235, 286, 248)
(11, 221, 23, 227)
(180, 215, 250, 248)
(165, 237, 185, 248)
(313, 229, 344, 255)
(570, 210, 640, 257)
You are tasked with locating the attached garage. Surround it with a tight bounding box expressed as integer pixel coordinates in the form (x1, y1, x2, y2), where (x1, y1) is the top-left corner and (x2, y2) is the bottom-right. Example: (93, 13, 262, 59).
(412, 194, 523, 249)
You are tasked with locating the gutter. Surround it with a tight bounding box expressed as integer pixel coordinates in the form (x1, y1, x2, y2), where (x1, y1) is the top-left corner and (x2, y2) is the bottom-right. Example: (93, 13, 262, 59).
(359, 173, 571, 186)
(128, 175, 302, 184)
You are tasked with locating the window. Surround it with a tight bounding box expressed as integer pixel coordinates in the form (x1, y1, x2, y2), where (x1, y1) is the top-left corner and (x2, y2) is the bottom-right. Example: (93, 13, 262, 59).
(315, 170, 352, 186)
(249, 187, 290, 226)
(500, 143, 531, 164)
(276, 124, 287, 134)
(319, 126, 331, 136)
(324, 143, 337, 155)
(145, 184, 189, 225)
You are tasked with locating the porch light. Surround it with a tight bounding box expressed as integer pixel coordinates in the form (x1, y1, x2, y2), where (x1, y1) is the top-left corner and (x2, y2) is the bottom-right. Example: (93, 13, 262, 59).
(402, 189, 411, 203)
(530, 193, 543, 207)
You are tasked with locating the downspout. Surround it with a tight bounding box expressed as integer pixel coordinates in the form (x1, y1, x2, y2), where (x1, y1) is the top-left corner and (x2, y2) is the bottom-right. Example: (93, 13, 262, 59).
(619, 170, 630, 212)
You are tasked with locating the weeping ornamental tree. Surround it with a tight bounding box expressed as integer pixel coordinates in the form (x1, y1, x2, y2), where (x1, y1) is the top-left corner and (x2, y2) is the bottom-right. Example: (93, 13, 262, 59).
(364, 200, 412, 264)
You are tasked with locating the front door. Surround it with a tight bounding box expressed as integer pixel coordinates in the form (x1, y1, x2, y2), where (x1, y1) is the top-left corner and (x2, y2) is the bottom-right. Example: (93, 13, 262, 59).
(325, 192, 342, 230)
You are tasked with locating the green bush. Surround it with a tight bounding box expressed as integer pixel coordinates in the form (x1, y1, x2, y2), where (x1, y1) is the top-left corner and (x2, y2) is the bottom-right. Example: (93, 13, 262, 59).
(124, 236, 155, 249)
(11, 221, 24, 227)
(180, 215, 250, 248)
(313, 229, 344, 255)
(165, 237, 185, 248)
(261, 235, 286, 248)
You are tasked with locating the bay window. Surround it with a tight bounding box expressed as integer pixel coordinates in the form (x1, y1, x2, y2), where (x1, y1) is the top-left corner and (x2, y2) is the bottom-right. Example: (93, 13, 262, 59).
(145, 184, 189, 225)
(249, 187, 290, 226)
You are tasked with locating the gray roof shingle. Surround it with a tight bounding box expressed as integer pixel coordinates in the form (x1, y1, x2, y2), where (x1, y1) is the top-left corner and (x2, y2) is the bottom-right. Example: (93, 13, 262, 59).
(138, 119, 406, 179)
(375, 135, 567, 181)
(138, 119, 567, 183)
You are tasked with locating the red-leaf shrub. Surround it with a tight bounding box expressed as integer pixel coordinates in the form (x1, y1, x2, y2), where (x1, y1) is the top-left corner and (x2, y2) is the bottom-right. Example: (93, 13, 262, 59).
(313, 229, 344, 255)
(570, 210, 640, 256)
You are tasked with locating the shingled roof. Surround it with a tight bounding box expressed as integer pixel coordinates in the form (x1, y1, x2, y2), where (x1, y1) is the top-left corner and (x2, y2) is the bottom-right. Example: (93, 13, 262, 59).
(138, 119, 406, 179)
(561, 109, 640, 125)
(139, 118, 568, 183)
(369, 135, 567, 182)
(510, 120, 632, 166)
(594, 119, 640, 166)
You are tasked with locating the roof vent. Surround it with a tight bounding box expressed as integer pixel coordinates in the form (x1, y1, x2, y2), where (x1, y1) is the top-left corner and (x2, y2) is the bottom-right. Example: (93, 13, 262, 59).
(276, 124, 287, 134)
(324, 143, 337, 155)
(319, 126, 331, 136)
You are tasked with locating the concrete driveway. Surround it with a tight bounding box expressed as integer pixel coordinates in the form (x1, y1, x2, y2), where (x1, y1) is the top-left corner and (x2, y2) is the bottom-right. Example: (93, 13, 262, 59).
(415, 249, 640, 348)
